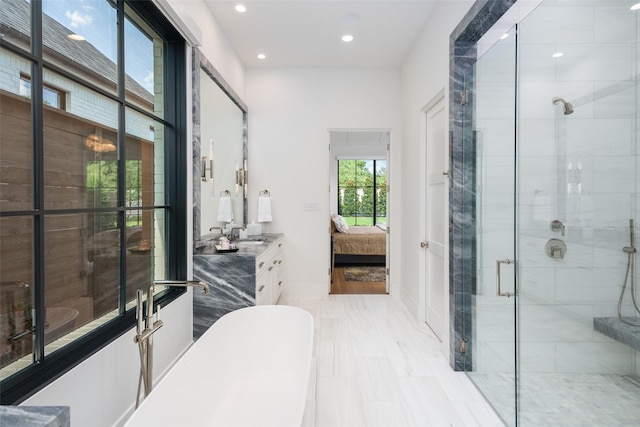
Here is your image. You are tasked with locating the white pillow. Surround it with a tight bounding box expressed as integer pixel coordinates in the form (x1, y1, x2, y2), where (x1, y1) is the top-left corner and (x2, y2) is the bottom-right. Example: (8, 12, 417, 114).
(332, 214, 349, 233)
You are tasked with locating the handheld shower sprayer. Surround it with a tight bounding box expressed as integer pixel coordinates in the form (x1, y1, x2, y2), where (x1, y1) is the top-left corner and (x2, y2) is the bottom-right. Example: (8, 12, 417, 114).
(618, 219, 640, 327)
(552, 97, 574, 115)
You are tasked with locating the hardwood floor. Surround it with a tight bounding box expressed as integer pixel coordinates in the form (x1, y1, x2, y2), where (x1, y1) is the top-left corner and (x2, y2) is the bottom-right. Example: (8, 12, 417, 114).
(280, 294, 505, 427)
(330, 266, 387, 294)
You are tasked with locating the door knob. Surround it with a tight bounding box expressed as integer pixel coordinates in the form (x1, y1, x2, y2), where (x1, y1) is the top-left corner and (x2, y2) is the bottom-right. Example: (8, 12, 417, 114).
(420, 241, 429, 248)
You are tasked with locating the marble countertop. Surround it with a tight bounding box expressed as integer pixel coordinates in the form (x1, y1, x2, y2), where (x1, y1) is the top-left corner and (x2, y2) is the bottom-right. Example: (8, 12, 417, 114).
(0, 406, 70, 427)
(195, 233, 282, 257)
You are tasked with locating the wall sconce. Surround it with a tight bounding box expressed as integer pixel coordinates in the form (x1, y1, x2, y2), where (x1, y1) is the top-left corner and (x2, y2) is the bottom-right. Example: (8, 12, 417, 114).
(235, 160, 247, 196)
(201, 156, 213, 182)
(202, 139, 214, 182)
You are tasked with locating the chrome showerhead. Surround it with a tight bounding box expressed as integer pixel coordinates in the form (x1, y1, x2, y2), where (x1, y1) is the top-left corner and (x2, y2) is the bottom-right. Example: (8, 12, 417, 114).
(552, 96, 574, 115)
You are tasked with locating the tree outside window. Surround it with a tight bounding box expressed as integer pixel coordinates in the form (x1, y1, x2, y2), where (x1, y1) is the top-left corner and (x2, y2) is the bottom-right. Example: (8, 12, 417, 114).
(337, 159, 387, 226)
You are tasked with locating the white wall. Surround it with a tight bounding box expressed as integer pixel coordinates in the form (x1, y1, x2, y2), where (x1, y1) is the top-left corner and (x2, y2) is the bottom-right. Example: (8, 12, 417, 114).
(245, 68, 401, 297)
(168, 0, 246, 99)
(398, 2, 474, 321)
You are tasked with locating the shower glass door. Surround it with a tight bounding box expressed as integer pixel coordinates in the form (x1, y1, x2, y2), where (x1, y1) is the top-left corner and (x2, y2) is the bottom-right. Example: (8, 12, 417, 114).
(466, 25, 519, 426)
(467, 0, 640, 425)
(516, 0, 640, 425)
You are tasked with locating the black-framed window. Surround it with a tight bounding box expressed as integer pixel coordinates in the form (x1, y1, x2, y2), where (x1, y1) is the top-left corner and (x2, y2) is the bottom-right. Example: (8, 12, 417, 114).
(337, 159, 387, 226)
(19, 74, 66, 110)
(0, 0, 187, 404)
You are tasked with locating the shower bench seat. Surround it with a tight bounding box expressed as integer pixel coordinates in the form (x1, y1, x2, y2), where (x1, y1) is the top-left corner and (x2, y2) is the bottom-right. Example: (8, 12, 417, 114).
(593, 317, 640, 351)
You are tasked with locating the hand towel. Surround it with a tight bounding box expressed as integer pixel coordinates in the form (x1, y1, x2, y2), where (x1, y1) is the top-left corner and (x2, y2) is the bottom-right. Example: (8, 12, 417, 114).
(217, 196, 234, 223)
(257, 196, 272, 223)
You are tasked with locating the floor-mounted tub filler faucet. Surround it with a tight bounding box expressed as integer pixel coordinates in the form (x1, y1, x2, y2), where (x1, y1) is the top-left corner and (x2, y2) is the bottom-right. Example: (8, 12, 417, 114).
(134, 280, 208, 408)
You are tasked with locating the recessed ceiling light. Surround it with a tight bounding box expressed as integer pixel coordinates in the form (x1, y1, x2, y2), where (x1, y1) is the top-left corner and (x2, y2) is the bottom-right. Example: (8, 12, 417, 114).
(257, 53, 266, 60)
(552, 52, 564, 58)
(68, 33, 85, 41)
(341, 34, 354, 43)
(235, 4, 246, 13)
(631, 3, 640, 10)
(500, 33, 509, 40)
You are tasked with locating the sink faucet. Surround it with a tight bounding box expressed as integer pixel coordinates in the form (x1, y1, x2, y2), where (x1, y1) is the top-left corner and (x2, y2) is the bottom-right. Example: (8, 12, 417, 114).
(229, 227, 245, 240)
(209, 226, 223, 235)
(134, 280, 208, 408)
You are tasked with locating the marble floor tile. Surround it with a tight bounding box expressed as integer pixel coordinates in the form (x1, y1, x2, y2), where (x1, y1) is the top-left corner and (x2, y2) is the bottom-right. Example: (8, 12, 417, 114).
(355, 357, 403, 402)
(316, 376, 367, 427)
(363, 401, 411, 427)
(282, 294, 505, 427)
(452, 401, 505, 427)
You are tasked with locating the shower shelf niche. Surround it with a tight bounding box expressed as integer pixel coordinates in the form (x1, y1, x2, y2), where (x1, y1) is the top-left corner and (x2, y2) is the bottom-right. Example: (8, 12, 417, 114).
(593, 317, 640, 351)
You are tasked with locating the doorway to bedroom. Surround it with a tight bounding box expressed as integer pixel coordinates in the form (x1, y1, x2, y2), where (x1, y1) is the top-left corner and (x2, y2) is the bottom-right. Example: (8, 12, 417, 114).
(328, 130, 389, 294)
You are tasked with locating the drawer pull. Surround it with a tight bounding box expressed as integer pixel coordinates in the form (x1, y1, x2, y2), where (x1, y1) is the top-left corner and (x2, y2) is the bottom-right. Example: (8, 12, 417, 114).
(273, 260, 278, 264)
(258, 261, 265, 268)
(278, 281, 282, 286)
(268, 266, 274, 271)
(258, 285, 265, 292)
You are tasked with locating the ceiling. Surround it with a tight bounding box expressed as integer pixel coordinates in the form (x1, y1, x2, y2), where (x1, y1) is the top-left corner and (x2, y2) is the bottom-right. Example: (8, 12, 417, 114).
(204, 1, 445, 68)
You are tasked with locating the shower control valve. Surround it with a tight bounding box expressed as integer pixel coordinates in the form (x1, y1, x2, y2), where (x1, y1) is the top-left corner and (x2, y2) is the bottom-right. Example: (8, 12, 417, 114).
(545, 239, 567, 260)
(550, 219, 565, 236)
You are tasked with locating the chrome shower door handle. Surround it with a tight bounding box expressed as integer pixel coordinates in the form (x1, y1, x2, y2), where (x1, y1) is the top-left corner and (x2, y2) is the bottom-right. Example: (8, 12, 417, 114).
(496, 258, 516, 297)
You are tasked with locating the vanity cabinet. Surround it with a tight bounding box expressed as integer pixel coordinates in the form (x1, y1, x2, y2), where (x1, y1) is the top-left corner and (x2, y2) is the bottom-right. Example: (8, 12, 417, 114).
(192, 233, 284, 339)
(256, 237, 284, 305)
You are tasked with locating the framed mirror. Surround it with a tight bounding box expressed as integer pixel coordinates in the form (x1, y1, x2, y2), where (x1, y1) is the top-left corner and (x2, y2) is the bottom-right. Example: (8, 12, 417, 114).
(193, 48, 248, 247)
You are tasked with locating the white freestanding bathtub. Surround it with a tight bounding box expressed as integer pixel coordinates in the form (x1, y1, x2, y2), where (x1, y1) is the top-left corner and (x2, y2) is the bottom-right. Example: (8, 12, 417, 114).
(125, 305, 314, 427)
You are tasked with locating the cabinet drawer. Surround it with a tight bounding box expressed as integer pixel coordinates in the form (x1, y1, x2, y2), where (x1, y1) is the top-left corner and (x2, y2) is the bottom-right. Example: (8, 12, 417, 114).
(256, 280, 271, 305)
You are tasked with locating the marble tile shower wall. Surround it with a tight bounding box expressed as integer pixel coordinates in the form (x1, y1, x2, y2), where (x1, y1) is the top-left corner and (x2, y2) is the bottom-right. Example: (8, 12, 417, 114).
(474, 2, 640, 375)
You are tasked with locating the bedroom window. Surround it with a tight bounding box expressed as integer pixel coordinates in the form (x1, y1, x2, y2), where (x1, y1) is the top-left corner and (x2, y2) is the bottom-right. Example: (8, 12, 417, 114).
(337, 159, 387, 226)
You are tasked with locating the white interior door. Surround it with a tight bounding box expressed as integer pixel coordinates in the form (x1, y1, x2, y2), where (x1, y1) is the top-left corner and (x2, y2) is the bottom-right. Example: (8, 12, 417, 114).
(425, 97, 447, 340)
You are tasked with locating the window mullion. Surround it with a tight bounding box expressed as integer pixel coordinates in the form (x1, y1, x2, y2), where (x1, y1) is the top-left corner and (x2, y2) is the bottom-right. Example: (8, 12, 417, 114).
(373, 160, 377, 225)
(31, 0, 45, 364)
(117, 0, 128, 314)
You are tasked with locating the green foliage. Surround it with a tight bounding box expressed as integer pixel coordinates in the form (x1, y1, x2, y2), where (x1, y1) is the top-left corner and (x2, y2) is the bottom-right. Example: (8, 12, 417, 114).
(86, 160, 143, 232)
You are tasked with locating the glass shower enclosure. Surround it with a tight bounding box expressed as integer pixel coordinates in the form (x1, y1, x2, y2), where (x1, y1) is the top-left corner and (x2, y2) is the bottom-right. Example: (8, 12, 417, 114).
(465, 0, 640, 425)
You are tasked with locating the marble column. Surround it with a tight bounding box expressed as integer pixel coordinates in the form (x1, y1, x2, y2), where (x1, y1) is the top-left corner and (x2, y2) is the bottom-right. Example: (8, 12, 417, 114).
(448, 0, 518, 371)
